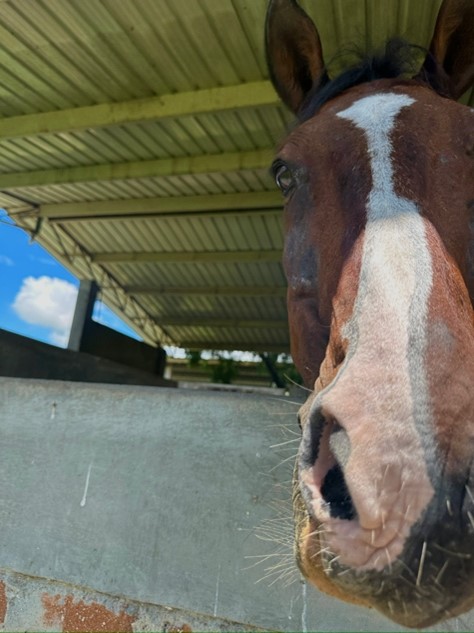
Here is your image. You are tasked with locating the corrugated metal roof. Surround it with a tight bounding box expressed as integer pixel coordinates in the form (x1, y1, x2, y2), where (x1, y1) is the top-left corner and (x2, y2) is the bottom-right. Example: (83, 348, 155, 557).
(1, 0, 472, 354)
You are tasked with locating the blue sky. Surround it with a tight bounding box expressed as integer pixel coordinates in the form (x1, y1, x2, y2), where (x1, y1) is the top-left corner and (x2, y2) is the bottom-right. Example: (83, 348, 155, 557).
(0, 212, 256, 362)
(0, 210, 140, 347)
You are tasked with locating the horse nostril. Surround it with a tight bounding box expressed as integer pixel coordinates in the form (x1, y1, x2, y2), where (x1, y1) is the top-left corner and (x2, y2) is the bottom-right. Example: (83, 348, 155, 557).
(321, 462, 356, 520)
(321, 422, 355, 520)
(299, 409, 357, 521)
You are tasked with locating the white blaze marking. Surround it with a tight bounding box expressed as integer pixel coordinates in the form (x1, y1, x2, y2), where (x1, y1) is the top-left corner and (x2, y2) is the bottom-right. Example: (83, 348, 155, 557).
(312, 93, 435, 570)
(335, 93, 433, 401)
(338, 93, 417, 220)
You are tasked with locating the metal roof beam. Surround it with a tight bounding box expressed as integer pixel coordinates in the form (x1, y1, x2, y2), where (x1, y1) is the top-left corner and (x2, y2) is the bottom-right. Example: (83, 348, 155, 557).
(40, 191, 282, 221)
(127, 285, 286, 297)
(0, 149, 273, 189)
(92, 250, 282, 264)
(12, 215, 173, 347)
(0, 81, 278, 141)
(162, 318, 287, 329)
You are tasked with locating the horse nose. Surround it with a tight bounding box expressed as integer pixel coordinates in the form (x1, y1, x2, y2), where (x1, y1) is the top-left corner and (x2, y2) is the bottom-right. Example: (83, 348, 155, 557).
(298, 361, 434, 569)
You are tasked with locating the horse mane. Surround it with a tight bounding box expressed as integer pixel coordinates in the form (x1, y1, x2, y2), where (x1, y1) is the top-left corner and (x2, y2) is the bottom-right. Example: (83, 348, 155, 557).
(298, 38, 437, 122)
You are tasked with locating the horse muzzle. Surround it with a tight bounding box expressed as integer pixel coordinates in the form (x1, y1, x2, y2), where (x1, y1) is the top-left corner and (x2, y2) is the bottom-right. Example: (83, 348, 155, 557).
(294, 376, 474, 627)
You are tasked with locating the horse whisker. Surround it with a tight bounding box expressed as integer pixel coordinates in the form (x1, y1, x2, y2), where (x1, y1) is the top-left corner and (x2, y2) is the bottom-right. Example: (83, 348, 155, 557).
(434, 559, 449, 586)
(416, 540, 428, 587)
(269, 453, 299, 472)
(467, 511, 474, 530)
(446, 498, 453, 516)
(465, 484, 474, 505)
(270, 438, 300, 448)
(432, 543, 471, 559)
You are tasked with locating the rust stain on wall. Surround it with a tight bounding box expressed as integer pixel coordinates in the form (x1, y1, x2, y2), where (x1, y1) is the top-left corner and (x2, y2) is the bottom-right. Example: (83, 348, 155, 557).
(163, 623, 193, 633)
(42, 593, 135, 632)
(0, 580, 7, 624)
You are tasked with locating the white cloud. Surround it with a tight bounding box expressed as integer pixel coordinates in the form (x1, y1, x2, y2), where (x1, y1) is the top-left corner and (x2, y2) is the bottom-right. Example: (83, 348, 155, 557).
(12, 277, 146, 347)
(0, 255, 13, 266)
(12, 276, 78, 347)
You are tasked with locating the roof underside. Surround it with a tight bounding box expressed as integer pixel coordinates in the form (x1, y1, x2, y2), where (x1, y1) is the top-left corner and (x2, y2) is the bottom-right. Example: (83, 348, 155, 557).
(1, 0, 472, 354)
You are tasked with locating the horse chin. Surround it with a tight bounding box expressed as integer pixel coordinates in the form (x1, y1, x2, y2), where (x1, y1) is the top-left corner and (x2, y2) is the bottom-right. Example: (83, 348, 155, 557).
(293, 448, 474, 628)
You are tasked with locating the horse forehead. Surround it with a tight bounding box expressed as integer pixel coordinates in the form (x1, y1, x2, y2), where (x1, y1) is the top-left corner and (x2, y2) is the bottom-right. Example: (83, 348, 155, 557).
(283, 86, 420, 159)
(335, 92, 416, 132)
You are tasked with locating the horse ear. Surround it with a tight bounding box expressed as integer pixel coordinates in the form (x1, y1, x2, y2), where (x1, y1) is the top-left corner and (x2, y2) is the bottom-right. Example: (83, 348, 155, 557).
(265, 0, 328, 114)
(419, 0, 474, 100)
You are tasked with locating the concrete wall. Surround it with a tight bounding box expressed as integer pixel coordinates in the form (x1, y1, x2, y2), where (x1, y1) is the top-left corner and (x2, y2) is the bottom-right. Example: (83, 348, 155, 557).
(80, 320, 167, 377)
(1, 377, 469, 631)
(67, 279, 166, 378)
(0, 328, 175, 388)
(0, 568, 261, 632)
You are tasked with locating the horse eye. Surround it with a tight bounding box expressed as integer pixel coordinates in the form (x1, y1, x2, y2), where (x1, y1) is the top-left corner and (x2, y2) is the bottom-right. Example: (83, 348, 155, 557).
(274, 163, 295, 195)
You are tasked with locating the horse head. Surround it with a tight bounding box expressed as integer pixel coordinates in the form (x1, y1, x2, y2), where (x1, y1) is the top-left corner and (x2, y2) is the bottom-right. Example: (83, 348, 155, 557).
(265, 0, 474, 627)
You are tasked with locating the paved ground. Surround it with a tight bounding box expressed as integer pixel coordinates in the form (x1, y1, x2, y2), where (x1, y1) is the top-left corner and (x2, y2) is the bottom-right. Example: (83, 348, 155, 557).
(0, 377, 470, 631)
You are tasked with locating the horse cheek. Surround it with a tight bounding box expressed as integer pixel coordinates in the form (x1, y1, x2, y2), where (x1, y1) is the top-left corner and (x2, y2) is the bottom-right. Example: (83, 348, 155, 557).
(284, 227, 326, 386)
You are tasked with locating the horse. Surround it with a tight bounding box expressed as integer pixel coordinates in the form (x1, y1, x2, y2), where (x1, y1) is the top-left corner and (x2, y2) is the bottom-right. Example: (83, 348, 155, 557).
(265, 0, 474, 627)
